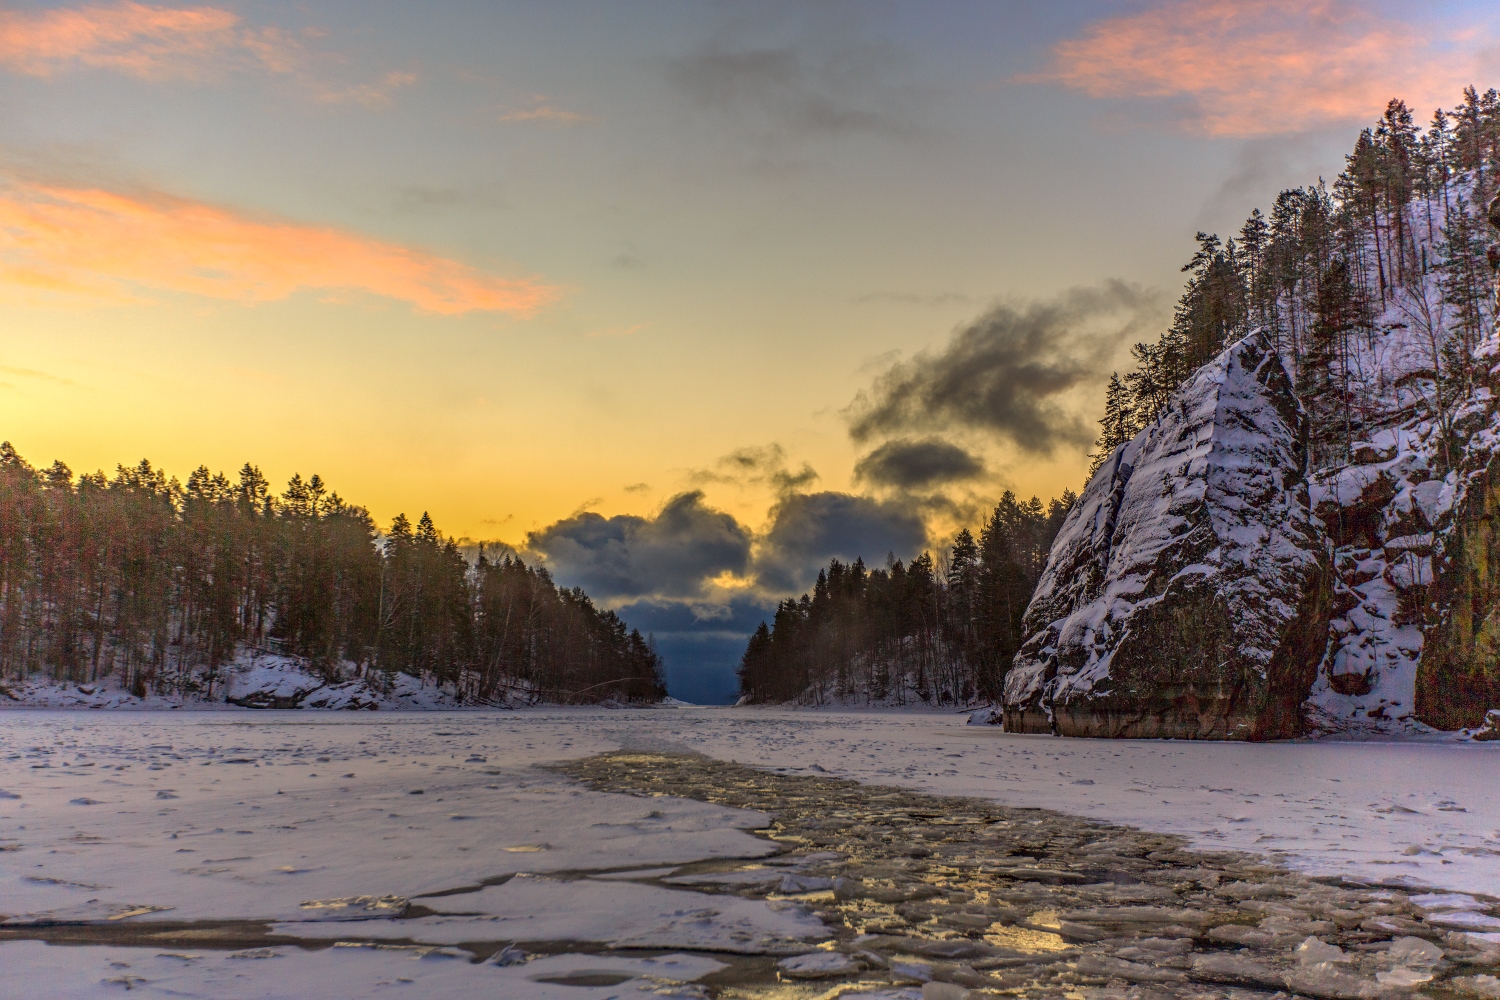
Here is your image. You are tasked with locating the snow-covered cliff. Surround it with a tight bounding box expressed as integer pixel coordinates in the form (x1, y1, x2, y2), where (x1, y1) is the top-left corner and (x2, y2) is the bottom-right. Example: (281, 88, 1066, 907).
(1003, 321, 1500, 739)
(1003, 330, 1329, 738)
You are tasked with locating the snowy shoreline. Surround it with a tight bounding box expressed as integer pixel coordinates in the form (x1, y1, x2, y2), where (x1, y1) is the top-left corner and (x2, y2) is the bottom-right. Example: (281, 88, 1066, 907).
(0, 654, 668, 712)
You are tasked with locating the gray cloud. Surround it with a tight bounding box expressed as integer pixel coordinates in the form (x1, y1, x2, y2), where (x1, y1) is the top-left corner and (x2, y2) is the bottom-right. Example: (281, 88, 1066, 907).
(613, 241, 645, 269)
(720, 443, 782, 473)
(525, 491, 751, 602)
(689, 443, 819, 495)
(847, 281, 1162, 456)
(1194, 133, 1327, 233)
(855, 291, 976, 307)
(855, 437, 984, 490)
(754, 491, 927, 593)
(668, 24, 915, 144)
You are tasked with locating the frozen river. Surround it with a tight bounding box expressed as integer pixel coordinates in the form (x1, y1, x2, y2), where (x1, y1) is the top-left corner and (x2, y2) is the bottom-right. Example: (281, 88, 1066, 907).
(1, 706, 1498, 998)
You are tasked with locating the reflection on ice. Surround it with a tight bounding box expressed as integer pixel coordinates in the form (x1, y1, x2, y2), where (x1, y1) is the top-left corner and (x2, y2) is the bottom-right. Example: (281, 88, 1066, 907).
(297, 894, 410, 919)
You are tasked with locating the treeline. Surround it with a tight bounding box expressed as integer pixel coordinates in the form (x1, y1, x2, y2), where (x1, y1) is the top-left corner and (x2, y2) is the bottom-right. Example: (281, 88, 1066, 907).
(1095, 89, 1500, 471)
(738, 492, 1072, 705)
(0, 445, 665, 703)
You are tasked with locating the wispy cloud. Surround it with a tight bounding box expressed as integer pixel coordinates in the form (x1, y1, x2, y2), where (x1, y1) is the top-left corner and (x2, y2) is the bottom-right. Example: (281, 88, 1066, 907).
(0, 179, 559, 315)
(0, 365, 74, 385)
(670, 35, 914, 142)
(0, 1, 239, 78)
(313, 69, 419, 109)
(1024, 0, 1496, 136)
(585, 322, 648, 339)
(0, 2, 416, 106)
(855, 291, 975, 308)
(854, 438, 984, 491)
(498, 97, 596, 125)
(0, 1, 297, 80)
(687, 443, 819, 497)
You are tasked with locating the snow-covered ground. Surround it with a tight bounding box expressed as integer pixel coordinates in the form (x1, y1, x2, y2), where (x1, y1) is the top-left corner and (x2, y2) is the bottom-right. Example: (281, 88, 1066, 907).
(0, 655, 472, 711)
(1, 706, 1498, 997)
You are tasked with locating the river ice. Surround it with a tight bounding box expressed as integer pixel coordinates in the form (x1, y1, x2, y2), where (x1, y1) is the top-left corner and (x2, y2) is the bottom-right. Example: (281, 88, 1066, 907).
(0, 706, 1496, 998)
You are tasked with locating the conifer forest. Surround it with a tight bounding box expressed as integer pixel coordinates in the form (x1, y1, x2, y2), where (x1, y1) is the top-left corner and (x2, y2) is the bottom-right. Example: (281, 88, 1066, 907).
(1092, 91, 1500, 472)
(0, 446, 665, 703)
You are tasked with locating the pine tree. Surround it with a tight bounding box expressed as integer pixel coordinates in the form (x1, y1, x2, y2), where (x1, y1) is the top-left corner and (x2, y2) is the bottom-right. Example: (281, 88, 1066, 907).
(1090, 373, 1137, 475)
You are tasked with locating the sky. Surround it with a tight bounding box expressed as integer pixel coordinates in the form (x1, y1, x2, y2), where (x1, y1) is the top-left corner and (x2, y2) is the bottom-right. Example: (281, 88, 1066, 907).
(3, 0, 1499, 701)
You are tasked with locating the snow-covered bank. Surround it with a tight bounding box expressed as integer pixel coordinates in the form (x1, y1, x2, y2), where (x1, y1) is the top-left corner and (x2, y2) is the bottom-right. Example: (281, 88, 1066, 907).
(0, 654, 502, 711)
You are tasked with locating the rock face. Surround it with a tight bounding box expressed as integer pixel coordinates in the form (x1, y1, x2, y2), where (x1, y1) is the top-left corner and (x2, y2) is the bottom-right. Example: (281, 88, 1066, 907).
(1003, 331, 1330, 739)
(1302, 425, 1449, 731)
(1414, 358, 1500, 730)
(1297, 340, 1500, 734)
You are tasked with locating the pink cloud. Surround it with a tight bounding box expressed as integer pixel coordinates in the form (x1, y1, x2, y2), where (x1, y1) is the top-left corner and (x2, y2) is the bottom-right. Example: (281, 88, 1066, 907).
(1025, 0, 1495, 136)
(310, 70, 420, 108)
(0, 180, 559, 316)
(498, 96, 596, 125)
(0, 1, 242, 79)
(0, 2, 411, 104)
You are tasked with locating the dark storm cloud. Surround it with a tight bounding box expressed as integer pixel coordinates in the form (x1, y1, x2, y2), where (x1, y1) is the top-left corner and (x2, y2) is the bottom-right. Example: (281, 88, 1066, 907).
(613, 596, 773, 638)
(524, 491, 751, 602)
(847, 281, 1163, 456)
(753, 491, 927, 593)
(854, 437, 984, 490)
(612, 594, 779, 704)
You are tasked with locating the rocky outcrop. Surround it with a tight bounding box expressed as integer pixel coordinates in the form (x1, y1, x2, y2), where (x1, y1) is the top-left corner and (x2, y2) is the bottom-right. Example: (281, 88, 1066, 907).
(996, 189, 1500, 739)
(1001, 325, 1500, 738)
(1003, 331, 1329, 739)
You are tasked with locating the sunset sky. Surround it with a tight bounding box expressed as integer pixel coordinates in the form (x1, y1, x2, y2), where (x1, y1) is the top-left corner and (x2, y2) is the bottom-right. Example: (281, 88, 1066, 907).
(5, 0, 1498, 699)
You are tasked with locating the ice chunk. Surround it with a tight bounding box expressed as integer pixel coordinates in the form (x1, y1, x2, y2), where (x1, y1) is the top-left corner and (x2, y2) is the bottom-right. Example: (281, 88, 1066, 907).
(777, 951, 859, 978)
(1387, 935, 1444, 968)
(1295, 936, 1349, 965)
